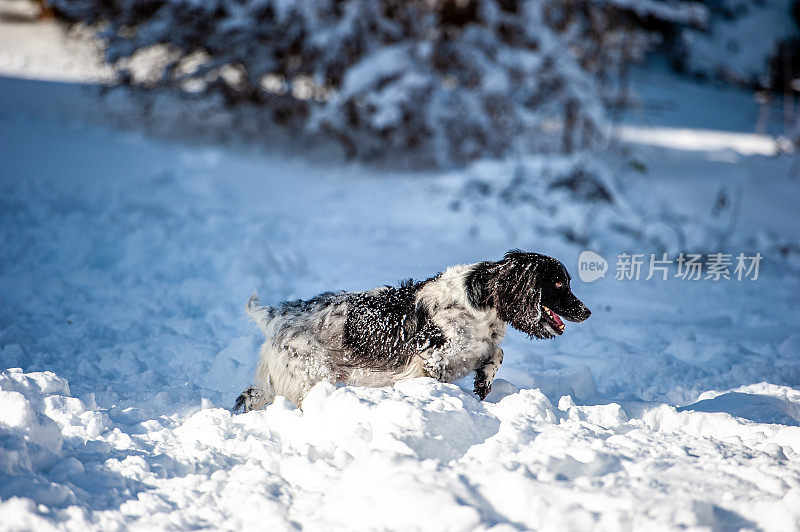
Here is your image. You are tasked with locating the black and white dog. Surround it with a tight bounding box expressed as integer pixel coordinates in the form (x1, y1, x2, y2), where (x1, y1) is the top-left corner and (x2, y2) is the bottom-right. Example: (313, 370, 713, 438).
(235, 250, 591, 411)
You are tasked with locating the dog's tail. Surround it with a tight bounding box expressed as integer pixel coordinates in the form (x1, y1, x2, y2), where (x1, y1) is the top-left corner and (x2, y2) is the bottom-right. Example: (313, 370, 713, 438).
(245, 290, 276, 335)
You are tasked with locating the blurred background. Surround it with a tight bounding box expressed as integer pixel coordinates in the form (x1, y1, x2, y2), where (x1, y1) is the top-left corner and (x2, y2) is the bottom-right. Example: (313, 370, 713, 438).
(5, 0, 800, 160)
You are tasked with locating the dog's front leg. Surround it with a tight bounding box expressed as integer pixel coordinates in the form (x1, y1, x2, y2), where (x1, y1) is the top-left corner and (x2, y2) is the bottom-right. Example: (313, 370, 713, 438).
(474, 346, 503, 400)
(422, 351, 447, 381)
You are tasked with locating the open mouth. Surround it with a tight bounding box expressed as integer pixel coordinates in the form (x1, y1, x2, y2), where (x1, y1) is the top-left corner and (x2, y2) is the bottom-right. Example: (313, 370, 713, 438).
(541, 305, 565, 335)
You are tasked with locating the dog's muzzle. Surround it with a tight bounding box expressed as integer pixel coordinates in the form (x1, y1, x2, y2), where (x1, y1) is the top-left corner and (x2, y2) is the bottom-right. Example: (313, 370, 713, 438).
(541, 303, 590, 336)
(563, 304, 591, 323)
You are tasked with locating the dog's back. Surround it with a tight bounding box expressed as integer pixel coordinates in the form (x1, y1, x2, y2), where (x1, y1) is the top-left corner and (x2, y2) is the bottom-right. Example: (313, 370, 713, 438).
(236, 270, 498, 410)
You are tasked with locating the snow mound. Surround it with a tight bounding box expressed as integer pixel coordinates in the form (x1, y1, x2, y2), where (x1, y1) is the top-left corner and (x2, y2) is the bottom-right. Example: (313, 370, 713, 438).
(0, 370, 64, 474)
(680, 383, 800, 426)
(0, 369, 110, 509)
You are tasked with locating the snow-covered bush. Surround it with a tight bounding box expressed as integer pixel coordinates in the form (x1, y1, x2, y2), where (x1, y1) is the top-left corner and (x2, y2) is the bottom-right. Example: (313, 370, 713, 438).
(51, 0, 704, 165)
(674, 0, 799, 88)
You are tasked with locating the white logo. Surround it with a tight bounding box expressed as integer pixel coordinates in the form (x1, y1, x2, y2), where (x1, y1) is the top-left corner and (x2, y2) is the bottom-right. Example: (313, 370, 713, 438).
(578, 251, 607, 283)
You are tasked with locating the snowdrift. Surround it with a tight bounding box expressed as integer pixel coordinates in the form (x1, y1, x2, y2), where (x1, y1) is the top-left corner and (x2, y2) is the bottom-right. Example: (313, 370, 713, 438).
(2, 369, 800, 530)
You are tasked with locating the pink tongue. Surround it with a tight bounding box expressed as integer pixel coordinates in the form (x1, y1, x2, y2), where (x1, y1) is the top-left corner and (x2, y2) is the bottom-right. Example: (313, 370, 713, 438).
(550, 310, 564, 327)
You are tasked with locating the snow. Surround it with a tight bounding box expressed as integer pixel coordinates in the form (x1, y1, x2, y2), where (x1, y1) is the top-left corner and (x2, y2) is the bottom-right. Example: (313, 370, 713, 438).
(3, 371, 800, 530)
(616, 126, 790, 156)
(597, 0, 708, 26)
(0, 2, 111, 84)
(2, 13, 800, 531)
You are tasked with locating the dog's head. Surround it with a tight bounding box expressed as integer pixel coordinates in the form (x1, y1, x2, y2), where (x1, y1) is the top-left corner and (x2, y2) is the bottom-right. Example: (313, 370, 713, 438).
(467, 250, 591, 339)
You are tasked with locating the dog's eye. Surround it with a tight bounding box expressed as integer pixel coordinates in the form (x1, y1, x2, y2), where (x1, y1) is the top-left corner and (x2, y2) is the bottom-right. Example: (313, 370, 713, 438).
(555, 282, 563, 288)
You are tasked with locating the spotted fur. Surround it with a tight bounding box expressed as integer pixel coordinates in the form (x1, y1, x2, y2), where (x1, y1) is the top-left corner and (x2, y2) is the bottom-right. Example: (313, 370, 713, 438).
(235, 250, 591, 410)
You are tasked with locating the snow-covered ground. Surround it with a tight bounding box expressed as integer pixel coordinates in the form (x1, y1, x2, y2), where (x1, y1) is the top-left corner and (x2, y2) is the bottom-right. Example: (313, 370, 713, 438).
(2, 12, 800, 531)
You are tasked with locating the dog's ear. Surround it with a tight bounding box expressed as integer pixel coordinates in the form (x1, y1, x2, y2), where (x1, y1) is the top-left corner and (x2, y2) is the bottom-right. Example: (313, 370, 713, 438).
(487, 255, 543, 336)
(466, 261, 493, 309)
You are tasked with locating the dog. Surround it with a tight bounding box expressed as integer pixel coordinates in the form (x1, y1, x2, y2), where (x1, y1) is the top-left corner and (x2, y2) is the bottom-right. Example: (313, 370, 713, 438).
(234, 250, 591, 411)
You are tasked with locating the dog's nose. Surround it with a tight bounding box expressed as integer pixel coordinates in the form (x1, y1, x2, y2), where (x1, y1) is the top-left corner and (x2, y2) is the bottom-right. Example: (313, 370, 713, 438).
(579, 307, 591, 321)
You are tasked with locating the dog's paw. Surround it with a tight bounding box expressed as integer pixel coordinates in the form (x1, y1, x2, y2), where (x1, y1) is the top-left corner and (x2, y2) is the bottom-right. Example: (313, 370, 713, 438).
(233, 393, 248, 413)
(474, 379, 492, 401)
(233, 394, 247, 412)
(233, 386, 263, 413)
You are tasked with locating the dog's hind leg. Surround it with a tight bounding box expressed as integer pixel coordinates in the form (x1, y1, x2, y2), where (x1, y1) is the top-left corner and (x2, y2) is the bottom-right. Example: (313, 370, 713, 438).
(474, 346, 503, 400)
(233, 385, 274, 412)
(234, 370, 276, 413)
